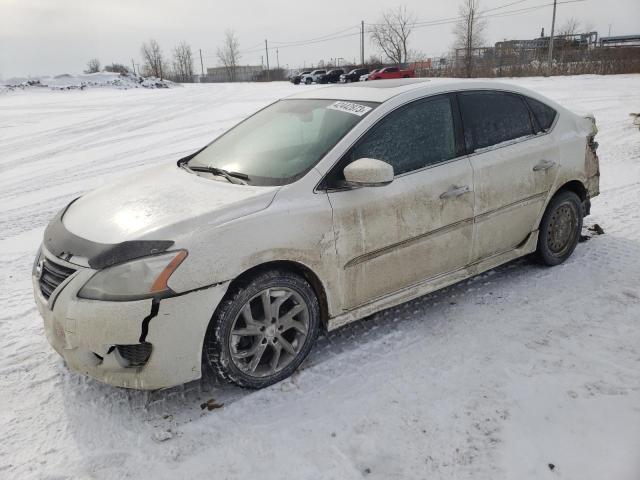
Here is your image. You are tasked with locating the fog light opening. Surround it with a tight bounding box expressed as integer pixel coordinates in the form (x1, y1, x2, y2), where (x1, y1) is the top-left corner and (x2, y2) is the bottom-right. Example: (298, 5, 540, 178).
(115, 343, 152, 368)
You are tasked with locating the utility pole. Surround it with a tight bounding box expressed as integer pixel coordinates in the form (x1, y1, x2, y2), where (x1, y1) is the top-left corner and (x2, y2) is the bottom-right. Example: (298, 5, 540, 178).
(199, 49, 205, 78)
(546, 0, 557, 76)
(361, 20, 365, 66)
(276, 48, 280, 69)
(265, 39, 270, 81)
(131, 59, 136, 75)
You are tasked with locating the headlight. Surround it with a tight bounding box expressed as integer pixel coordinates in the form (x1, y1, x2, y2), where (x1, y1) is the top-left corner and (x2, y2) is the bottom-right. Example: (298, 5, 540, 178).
(33, 246, 43, 276)
(78, 250, 187, 301)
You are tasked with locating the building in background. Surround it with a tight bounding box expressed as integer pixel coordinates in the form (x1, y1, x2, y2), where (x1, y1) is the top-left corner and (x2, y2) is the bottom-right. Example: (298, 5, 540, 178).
(206, 65, 264, 82)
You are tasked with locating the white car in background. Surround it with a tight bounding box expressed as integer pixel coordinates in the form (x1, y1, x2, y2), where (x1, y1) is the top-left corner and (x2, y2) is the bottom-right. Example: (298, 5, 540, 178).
(299, 69, 326, 84)
(360, 68, 382, 81)
(33, 79, 600, 390)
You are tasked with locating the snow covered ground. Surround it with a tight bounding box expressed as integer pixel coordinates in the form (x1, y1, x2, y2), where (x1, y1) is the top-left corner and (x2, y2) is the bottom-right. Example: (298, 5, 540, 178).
(1, 76, 639, 480)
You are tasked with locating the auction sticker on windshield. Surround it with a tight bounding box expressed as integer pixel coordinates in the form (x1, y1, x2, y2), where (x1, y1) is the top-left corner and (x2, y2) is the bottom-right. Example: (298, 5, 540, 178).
(327, 101, 372, 116)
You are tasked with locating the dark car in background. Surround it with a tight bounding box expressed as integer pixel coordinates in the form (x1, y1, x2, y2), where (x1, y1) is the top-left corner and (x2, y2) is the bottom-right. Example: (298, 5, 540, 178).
(317, 69, 344, 84)
(340, 68, 369, 83)
(289, 71, 311, 85)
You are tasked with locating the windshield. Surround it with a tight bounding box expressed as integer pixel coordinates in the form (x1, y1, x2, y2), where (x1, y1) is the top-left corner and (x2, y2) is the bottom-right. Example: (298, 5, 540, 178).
(188, 99, 378, 186)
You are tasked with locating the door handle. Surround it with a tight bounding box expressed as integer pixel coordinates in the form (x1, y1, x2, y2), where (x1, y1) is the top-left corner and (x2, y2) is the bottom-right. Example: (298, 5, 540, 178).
(440, 185, 471, 199)
(533, 160, 556, 171)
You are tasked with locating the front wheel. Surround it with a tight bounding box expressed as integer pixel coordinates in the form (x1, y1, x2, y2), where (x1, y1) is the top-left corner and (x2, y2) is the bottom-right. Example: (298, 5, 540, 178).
(535, 190, 583, 266)
(204, 270, 320, 388)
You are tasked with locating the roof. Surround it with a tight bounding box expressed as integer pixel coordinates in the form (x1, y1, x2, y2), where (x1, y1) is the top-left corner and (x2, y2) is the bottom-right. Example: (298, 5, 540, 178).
(285, 78, 546, 104)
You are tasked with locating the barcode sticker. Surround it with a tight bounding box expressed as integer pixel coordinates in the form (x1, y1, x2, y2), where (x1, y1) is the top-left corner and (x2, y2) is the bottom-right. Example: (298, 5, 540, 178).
(327, 101, 372, 116)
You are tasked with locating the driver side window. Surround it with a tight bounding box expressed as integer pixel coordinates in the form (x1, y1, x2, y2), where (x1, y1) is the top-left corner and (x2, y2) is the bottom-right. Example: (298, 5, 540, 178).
(350, 95, 456, 177)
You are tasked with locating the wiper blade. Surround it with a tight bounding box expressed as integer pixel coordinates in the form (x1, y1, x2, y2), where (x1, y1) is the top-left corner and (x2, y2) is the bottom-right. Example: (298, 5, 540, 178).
(181, 163, 248, 185)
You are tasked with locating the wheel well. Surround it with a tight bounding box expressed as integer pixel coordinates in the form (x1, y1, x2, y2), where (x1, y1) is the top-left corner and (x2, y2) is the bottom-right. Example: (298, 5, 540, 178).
(556, 180, 587, 202)
(535, 180, 588, 230)
(228, 261, 330, 329)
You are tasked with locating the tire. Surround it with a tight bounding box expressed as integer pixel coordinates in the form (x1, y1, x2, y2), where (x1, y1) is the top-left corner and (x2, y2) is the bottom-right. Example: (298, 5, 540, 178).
(403, 75, 410, 78)
(203, 269, 320, 388)
(305, 78, 312, 85)
(535, 190, 583, 266)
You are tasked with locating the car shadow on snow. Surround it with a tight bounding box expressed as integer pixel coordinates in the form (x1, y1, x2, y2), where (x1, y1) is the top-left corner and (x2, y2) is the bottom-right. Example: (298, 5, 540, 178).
(59, 259, 537, 425)
(58, 224, 614, 427)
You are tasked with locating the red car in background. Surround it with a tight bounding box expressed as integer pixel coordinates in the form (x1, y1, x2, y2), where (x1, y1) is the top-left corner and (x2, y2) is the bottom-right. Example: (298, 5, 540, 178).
(368, 66, 415, 80)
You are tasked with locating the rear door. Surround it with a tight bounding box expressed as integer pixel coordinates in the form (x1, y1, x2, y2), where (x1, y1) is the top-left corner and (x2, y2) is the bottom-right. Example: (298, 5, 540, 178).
(324, 94, 474, 310)
(458, 91, 559, 261)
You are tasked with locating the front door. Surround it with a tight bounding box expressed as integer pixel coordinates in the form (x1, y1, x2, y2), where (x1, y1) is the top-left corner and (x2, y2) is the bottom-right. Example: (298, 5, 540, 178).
(324, 95, 474, 310)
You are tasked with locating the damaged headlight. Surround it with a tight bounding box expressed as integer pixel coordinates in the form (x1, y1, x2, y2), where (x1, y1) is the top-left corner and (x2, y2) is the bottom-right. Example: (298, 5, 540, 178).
(78, 250, 187, 301)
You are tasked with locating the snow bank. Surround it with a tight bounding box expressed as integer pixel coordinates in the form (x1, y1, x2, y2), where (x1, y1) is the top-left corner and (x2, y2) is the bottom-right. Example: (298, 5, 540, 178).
(0, 72, 177, 93)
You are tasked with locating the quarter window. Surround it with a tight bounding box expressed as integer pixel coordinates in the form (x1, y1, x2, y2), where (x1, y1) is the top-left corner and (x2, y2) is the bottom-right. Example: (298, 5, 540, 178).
(459, 91, 534, 152)
(525, 96, 557, 132)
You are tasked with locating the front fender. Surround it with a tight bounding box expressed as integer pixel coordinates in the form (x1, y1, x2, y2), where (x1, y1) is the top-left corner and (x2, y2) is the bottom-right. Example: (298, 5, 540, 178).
(167, 174, 340, 315)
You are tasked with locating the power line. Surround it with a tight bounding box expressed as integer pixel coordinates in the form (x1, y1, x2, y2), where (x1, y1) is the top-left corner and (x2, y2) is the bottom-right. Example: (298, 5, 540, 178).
(484, 0, 532, 13)
(238, 41, 265, 54)
(364, 0, 534, 27)
(366, 0, 585, 27)
(270, 25, 360, 47)
(198, 0, 587, 68)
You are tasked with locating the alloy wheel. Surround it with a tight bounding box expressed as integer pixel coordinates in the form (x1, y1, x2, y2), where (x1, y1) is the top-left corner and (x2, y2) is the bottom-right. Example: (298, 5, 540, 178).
(229, 287, 310, 377)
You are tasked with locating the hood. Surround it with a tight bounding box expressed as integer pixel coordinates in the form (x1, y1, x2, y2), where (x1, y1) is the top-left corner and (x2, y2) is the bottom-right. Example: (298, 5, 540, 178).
(63, 164, 279, 244)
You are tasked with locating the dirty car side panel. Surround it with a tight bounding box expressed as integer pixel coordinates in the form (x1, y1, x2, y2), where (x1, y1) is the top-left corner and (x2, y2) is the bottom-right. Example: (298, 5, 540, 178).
(328, 158, 474, 310)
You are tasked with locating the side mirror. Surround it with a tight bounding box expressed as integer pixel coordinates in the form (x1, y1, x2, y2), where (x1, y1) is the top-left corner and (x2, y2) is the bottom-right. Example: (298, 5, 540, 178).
(343, 158, 394, 187)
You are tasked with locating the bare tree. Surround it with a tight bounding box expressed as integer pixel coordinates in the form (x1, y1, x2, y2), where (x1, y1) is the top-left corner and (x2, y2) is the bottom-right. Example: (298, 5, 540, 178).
(558, 17, 580, 37)
(370, 6, 416, 64)
(84, 58, 101, 74)
(367, 54, 384, 67)
(141, 39, 165, 79)
(453, 0, 487, 77)
(216, 30, 241, 82)
(172, 41, 195, 82)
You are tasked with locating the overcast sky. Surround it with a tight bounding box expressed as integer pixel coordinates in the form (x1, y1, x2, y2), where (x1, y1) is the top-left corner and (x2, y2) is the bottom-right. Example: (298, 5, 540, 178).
(1, 0, 639, 78)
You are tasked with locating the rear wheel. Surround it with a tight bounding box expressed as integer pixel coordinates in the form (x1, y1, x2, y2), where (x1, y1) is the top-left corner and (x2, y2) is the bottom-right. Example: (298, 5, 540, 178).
(535, 190, 583, 266)
(204, 270, 319, 388)
(305, 78, 312, 84)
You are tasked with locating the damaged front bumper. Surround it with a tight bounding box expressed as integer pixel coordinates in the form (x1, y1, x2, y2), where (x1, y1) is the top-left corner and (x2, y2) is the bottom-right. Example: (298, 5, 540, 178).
(33, 247, 229, 390)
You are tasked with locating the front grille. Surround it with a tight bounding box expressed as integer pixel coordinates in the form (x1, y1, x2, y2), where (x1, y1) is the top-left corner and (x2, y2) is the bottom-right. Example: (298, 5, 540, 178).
(39, 258, 75, 300)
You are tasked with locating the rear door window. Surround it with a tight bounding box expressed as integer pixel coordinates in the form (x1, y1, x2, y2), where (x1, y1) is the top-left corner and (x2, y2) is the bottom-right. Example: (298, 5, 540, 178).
(458, 91, 534, 152)
(525, 96, 557, 132)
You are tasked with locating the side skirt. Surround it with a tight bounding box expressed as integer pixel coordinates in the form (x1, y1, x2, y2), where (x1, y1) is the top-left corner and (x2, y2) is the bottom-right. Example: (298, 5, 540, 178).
(327, 230, 539, 331)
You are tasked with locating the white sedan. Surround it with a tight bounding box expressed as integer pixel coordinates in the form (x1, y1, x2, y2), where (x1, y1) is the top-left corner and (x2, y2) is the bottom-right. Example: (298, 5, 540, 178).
(33, 79, 600, 389)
